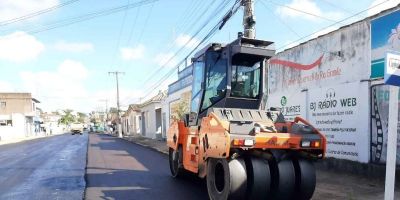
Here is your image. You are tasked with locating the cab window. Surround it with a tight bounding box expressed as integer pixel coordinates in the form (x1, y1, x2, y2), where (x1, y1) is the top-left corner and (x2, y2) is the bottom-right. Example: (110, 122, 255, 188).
(190, 61, 204, 114)
(201, 52, 227, 111)
(231, 61, 261, 99)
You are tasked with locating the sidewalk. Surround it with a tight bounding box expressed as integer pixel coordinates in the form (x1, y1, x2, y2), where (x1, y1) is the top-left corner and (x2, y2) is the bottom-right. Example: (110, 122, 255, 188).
(121, 134, 400, 199)
(0, 133, 64, 146)
(123, 134, 168, 154)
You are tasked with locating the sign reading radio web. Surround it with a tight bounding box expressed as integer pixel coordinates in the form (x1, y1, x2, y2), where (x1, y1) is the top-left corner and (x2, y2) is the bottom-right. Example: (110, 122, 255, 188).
(385, 52, 400, 86)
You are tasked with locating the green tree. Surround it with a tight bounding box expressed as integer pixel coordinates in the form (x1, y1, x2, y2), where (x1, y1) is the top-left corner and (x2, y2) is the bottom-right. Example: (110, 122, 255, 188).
(172, 99, 189, 120)
(77, 112, 87, 123)
(59, 109, 75, 125)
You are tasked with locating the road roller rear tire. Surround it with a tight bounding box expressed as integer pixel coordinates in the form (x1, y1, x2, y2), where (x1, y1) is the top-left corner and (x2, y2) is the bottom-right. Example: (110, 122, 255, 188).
(273, 158, 296, 200)
(246, 157, 272, 200)
(168, 146, 184, 178)
(293, 159, 316, 200)
(206, 158, 247, 200)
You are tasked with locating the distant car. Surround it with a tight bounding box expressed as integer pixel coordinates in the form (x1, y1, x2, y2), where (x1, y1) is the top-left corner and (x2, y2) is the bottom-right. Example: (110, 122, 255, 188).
(70, 123, 84, 135)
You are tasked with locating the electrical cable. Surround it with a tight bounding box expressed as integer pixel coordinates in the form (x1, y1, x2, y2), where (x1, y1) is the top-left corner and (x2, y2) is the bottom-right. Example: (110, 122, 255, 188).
(136, 1, 155, 46)
(125, 6, 141, 47)
(258, 0, 301, 38)
(110, 0, 131, 69)
(277, 0, 391, 51)
(137, 0, 242, 102)
(140, 0, 232, 87)
(0, 0, 81, 26)
(317, 0, 353, 14)
(264, 0, 343, 24)
(0, 0, 159, 37)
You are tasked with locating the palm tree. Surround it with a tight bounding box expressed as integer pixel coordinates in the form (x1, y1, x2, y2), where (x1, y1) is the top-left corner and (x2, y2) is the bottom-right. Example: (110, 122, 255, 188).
(59, 109, 75, 125)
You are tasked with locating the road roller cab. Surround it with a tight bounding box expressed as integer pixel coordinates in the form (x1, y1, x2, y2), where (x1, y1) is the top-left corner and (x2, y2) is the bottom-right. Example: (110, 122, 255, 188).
(167, 36, 326, 200)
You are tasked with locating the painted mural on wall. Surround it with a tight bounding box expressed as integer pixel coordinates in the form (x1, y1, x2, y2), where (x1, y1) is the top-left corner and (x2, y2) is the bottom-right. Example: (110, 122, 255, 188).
(371, 10, 400, 78)
(268, 21, 370, 94)
(267, 21, 371, 163)
(370, 85, 400, 164)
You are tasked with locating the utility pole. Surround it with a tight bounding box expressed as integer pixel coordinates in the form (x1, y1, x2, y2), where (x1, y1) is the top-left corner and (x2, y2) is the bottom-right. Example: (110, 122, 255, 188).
(108, 71, 125, 138)
(242, 0, 256, 39)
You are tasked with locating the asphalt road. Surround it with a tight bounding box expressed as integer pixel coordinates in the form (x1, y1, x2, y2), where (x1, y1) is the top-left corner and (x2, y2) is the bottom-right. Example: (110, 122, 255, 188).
(85, 133, 209, 200)
(0, 133, 87, 200)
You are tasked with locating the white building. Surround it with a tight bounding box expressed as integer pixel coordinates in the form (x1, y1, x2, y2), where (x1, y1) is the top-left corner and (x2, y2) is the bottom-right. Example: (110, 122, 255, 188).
(122, 104, 141, 135)
(139, 91, 166, 139)
(0, 93, 41, 141)
(267, 6, 400, 164)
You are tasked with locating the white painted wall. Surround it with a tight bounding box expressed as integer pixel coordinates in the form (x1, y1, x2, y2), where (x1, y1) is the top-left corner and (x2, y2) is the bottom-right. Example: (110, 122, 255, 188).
(140, 102, 162, 139)
(0, 113, 27, 141)
(267, 21, 372, 163)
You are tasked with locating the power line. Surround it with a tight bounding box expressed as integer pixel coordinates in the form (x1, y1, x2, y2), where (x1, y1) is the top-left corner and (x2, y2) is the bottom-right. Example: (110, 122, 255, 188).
(258, 0, 301, 38)
(125, 6, 141, 47)
(277, 0, 391, 51)
(148, 0, 204, 58)
(258, 0, 330, 55)
(140, 0, 232, 87)
(264, 0, 343, 24)
(1, 0, 159, 37)
(136, 1, 155, 46)
(317, 0, 353, 14)
(0, 0, 81, 26)
(138, 0, 242, 102)
(110, 0, 131, 69)
(139, 0, 221, 73)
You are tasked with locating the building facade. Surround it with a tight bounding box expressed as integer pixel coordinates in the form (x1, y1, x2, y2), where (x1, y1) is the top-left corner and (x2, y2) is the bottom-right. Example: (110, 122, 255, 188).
(139, 91, 166, 139)
(267, 6, 400, 164)
(122, 104, 141, 135)
(0, 93, 40, 141)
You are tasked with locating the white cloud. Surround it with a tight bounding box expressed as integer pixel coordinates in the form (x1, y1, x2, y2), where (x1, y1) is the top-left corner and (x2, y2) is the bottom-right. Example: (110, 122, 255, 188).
(120, 44, 145, 61)
(155, 52, 179, 68)
(367, 0, 400, 16)
(0, 31, 45, 62)
(276, 0, 344, 22)
(175, 34, 200, 49)
(54, 41, 94, 53)
(58, 60, 88, 80)
(0, 0, 59, 21)
(19, 59, 89, 111)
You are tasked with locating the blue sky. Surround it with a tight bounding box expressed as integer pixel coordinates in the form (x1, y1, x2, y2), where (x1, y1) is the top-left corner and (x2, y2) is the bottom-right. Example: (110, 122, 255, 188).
(0, 0, 398, 112)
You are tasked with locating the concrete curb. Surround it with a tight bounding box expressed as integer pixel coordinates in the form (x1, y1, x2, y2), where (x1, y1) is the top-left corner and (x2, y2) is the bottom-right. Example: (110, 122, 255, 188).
(120, 135, 168, 155)
(105, 133, 168, 155)
(129, 140, 168, 155)
(115, 134, 400, 181)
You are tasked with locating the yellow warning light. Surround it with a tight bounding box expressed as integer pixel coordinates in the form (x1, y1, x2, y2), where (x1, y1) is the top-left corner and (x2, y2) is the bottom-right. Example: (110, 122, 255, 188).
(233, 139, 244, 146)
(313, 141, 320, 148)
